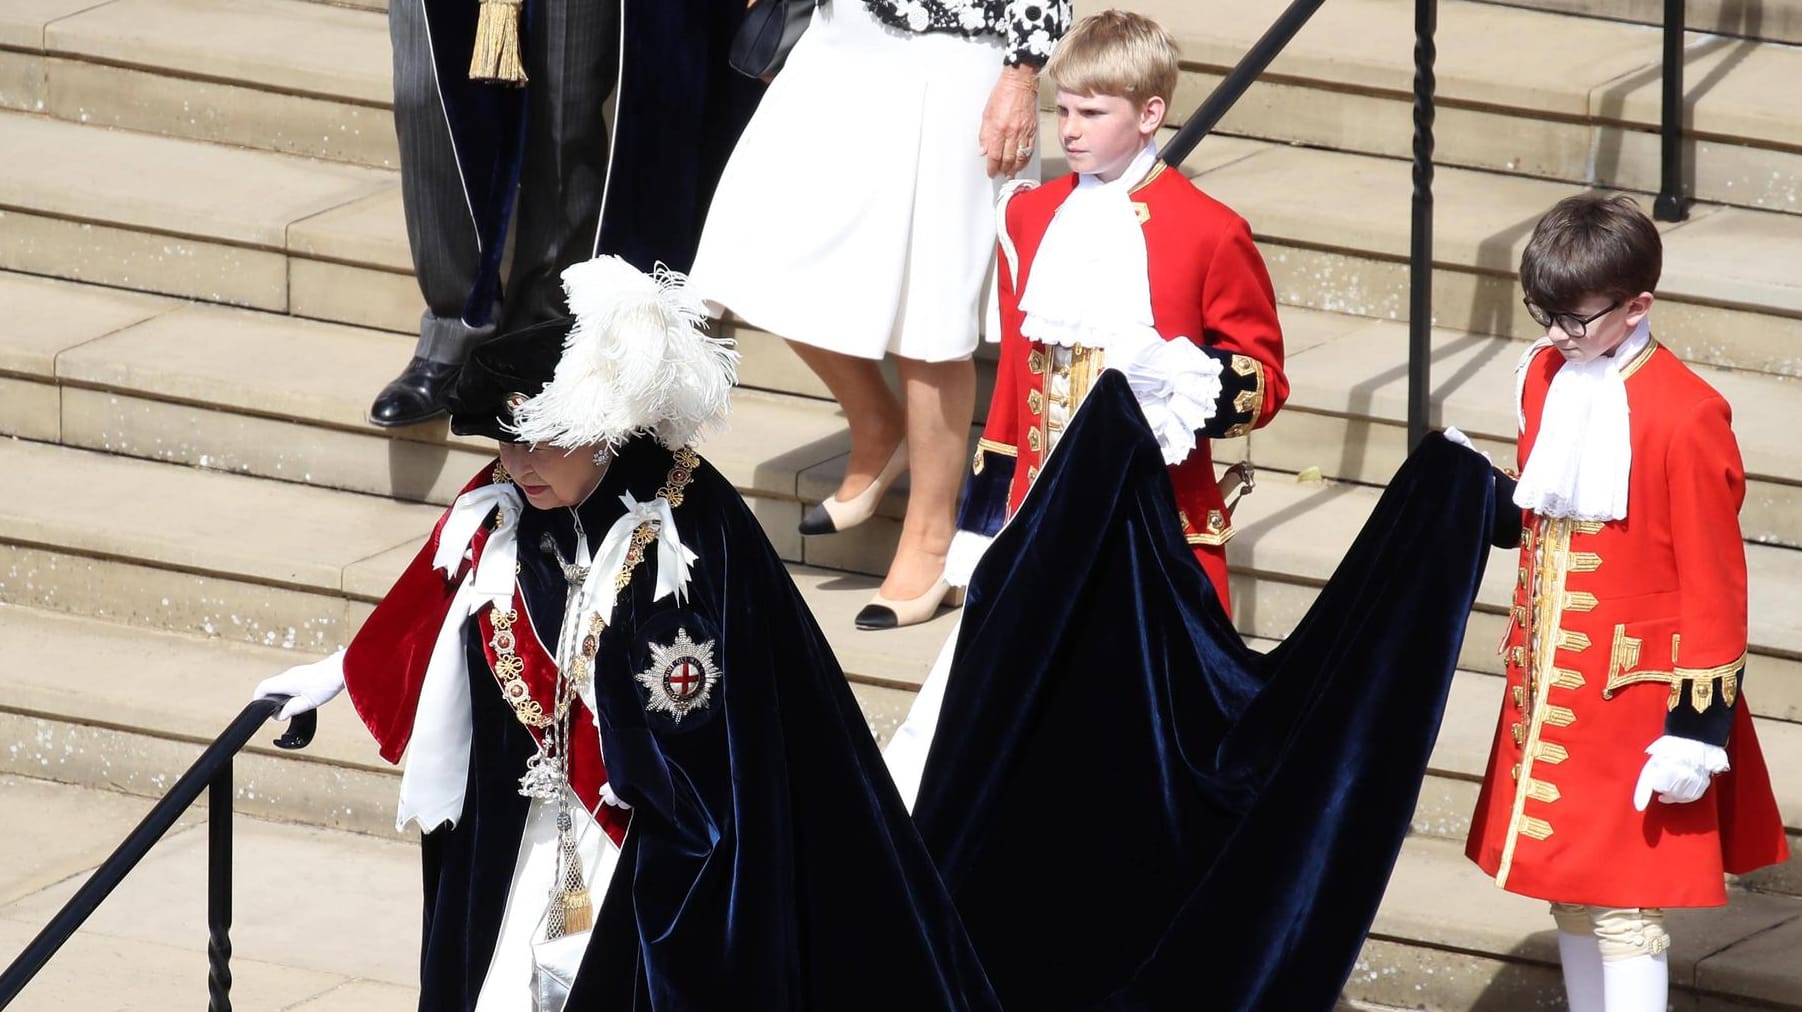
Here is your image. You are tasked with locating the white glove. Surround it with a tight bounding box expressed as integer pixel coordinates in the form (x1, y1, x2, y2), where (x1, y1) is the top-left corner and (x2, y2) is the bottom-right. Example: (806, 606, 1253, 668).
(943, 529, 996, 589)
(1443, 427, 1493, 464)
(253, 648, 347, 720)
(599, 781, 632, 810)
(1632, 735, 1730, 811)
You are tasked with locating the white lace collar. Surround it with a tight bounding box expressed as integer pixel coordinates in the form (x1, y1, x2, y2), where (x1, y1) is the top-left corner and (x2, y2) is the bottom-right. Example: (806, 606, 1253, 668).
(1017, 142, 1161, 350)
(1513, 319, 1652, 522)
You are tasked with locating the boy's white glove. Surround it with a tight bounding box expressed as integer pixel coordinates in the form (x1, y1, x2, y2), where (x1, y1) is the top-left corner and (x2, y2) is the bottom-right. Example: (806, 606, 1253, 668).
(1632, 734, 1729, 811)
(253, 648, 347, 720)
(1443, 427, 1493, 465)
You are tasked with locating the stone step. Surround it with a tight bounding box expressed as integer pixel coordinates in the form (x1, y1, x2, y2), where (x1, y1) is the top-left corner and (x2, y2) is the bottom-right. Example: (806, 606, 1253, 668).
(7, 592, 1796, 885)
(1271, 309, 1802, 548)
(1158, 0, 1802, 218)
(0, 271, 486, 505)
(1349, 833, 1802, 1011)
(1, 0, 395, 167)
(1, 772, 1794, 1012)
(0, 596, 933, 836)
(1472, 0, 1802, 47)
(0, 773, 421, 1010)
(0, 588, 926, 841)
(0, 110, 396, 317)
(8, 267, 1799, 566)
(1182, 140, 1802, 377)
(14, 100, 1799, 388)
(0, 433, 948, 716)
(0, 435, 439, 654)
(2, 426, 1797, 725)
(3, 283, 1798, 700)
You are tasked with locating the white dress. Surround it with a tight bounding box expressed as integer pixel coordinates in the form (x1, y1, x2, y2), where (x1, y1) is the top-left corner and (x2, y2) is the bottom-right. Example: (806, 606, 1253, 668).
(689, 0, 1032, 363)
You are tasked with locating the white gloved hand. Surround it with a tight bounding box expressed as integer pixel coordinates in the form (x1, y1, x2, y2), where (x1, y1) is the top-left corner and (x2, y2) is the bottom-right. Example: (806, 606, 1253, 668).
(943, 529, 996, 589)
(1632, 734, 1730, 811)
(598, 781, 633, 810)
(253, 648, 347, 720)
(1443, 427, 1493, 465)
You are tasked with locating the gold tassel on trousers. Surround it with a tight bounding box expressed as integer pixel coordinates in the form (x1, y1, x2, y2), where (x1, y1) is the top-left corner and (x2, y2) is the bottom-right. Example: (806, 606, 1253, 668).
(469, 0, 527, 85)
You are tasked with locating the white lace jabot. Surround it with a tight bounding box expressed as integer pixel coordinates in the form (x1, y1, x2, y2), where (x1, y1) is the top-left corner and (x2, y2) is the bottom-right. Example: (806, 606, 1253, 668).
(1017, 142, 1161, 350)
(1014, 143, 1224, 465)
(1513, 319, 1652, 522)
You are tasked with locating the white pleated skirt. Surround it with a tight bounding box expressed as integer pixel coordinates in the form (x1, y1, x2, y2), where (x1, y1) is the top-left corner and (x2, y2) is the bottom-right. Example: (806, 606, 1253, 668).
(690, 0, 1027, 362)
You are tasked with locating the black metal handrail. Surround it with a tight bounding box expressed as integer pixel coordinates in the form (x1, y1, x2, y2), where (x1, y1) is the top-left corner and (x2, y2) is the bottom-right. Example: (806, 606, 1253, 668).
(1161, 0, 1328, 167)
(0, 697, 316, 1011)
(1162, 0, 1693, 447)
(1158, 0, 1430, 447)
(1653, 0, 1688, 222)
(1408, 0, 1437, 450)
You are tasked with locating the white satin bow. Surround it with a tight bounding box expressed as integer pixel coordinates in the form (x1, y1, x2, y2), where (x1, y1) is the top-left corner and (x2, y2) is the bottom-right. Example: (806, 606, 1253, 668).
(577, 492, 698, 624)
(432, 482, 524, 611)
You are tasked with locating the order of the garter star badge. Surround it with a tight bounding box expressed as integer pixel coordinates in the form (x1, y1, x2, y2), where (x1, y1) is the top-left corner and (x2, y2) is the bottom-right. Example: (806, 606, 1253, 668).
(634, 627, 721, 724)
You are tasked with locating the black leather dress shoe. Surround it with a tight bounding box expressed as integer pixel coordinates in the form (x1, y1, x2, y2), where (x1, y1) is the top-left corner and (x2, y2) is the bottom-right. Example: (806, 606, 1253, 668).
(369, 356, 461, 427)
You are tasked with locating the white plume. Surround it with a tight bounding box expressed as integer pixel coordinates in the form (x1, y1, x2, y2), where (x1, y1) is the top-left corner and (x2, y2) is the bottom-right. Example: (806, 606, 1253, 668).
(504, 256, 738, 451)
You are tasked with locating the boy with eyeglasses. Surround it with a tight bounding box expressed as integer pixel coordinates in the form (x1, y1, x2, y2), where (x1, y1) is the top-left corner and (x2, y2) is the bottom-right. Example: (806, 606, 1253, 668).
(1463, 193, 1788, 1012)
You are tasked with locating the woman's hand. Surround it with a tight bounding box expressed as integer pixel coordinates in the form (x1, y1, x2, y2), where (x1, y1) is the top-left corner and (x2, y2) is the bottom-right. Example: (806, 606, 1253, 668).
(979, 64, 1040, 179)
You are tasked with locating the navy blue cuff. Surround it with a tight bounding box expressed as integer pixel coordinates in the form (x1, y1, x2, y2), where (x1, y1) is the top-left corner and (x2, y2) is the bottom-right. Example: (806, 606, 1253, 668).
(1194, 349, 1269, 440)
(956, 445, 1016, 537)
(1491, 472, 1522, 550)
(1664, 662, 1743, 747)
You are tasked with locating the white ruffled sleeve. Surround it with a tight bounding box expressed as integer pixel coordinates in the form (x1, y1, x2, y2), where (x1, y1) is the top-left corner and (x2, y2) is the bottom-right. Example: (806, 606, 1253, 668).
(1108, 327, 1224, 466)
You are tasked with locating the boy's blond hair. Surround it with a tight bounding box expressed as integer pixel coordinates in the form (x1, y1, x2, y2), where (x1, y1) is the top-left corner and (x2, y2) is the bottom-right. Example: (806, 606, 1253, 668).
(1043, 10, 1180, 108)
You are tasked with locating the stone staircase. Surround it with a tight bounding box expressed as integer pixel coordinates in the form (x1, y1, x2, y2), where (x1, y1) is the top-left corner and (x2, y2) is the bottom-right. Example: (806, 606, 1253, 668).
(1, 0, 1799, 1008)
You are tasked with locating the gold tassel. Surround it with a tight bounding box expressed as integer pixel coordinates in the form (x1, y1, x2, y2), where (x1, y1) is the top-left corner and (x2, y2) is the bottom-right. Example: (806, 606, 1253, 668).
(551, 806, 591, 935)
(469, 0, 527, 85)
(561, 888, 592, 934)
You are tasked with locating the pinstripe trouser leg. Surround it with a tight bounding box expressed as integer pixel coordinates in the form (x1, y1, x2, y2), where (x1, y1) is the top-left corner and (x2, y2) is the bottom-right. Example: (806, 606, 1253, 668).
(496, 0, 621, 334)
(389, 0, 495, 364)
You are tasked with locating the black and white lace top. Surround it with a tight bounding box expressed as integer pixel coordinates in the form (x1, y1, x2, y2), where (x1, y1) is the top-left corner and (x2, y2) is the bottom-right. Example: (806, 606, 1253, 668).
(863, 0, 1072, 66)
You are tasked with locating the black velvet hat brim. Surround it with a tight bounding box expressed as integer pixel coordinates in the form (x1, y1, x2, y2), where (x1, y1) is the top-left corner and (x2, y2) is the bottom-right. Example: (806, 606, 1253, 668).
(446, 317, 574, 442)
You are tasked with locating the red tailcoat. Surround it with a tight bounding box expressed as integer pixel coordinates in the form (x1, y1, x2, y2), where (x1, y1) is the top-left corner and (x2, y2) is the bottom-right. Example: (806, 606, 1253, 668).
(963, 163, 1287, 615)
(1465, 340, 1788, 907)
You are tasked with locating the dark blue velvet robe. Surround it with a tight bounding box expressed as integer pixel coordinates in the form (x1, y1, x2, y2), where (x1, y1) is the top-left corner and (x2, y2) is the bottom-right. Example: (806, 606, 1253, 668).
(417, 439, 998, 1011)
(912, 373, 1502, 1011)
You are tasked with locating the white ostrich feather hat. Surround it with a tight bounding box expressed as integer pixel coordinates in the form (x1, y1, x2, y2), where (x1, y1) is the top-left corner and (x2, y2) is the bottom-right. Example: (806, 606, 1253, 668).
(501, 256, 738, 451)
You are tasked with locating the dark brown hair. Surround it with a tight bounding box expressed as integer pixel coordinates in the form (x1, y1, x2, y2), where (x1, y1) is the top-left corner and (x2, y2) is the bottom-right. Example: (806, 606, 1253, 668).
(1519, 193, 1662, 310)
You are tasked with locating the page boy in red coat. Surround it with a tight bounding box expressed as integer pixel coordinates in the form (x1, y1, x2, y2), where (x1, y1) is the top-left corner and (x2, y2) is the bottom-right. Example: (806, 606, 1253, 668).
(1464, 193, 1788, 1012)
(886, 9, 1286, 805)
(947, 8, 1286, 613)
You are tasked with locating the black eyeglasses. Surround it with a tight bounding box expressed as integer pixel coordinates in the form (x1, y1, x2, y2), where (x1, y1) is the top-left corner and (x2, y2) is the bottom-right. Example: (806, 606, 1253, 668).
(1522, 298, 1620, 339)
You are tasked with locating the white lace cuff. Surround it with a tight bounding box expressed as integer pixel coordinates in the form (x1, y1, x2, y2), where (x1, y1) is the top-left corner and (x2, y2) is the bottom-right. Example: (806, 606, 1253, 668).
(1110, 329, 1223, 466)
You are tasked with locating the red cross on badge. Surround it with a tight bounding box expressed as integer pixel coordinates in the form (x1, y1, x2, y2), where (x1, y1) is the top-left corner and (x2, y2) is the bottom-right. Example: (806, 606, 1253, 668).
(667, 658, 702, 699)
(635, 627, 720, 724)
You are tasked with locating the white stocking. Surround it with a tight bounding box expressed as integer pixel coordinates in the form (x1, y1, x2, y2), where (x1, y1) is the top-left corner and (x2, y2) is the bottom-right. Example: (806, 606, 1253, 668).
(1558, 930, 1605, 1012)
(1602, 952, 1669, 1012)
